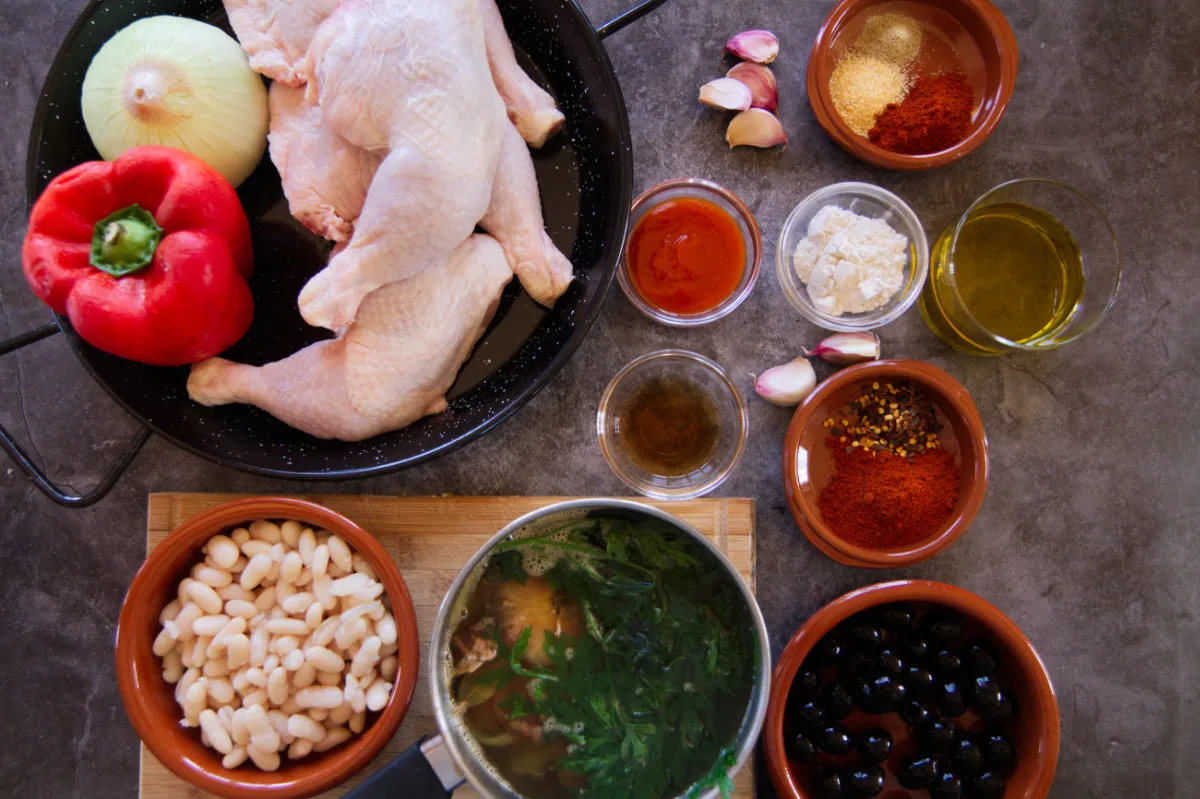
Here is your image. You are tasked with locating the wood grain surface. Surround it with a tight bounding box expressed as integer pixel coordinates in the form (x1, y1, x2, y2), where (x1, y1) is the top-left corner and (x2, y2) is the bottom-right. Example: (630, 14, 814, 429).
(139, 494, 757, 799)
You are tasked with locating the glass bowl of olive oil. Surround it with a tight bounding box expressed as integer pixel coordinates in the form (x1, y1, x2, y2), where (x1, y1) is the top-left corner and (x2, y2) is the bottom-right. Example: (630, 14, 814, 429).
(597, 350, 749, 500)
(919, 179, 1121, 354)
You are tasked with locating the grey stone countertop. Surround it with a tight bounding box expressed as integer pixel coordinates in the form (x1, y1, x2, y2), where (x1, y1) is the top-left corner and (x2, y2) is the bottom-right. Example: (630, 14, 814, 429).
(1, 0, 1197, 796)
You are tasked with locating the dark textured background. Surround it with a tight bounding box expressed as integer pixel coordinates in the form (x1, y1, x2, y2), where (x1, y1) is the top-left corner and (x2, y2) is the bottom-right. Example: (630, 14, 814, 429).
(1, 0, 1197, 796)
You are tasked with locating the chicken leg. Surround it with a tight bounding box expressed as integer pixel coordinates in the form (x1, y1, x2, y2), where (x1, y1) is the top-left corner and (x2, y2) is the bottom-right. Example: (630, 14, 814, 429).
(187, 235, 514, 441)
(479, 0, 566, 148)
(481, 121, 573, 306)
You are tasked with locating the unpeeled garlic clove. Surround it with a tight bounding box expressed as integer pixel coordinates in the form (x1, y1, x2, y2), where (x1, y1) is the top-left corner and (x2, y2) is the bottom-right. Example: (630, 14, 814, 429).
(724, 30, 779, 64)
(753, 356, 817, 407)
(699, 78, 753, 111)
(805, 332, 881, 365)
(726, 62, 778, 112)
(726, 108, 787, 149)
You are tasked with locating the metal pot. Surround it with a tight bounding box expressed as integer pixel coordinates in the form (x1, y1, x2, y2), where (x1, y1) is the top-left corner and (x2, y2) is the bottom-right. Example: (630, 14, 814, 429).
(347, 499, 771, 799)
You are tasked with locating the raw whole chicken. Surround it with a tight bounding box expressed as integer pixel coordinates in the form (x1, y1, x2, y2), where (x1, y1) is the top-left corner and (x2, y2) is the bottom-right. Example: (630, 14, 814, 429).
(195, 0, 573, 440)
(223, 0, 339, 85)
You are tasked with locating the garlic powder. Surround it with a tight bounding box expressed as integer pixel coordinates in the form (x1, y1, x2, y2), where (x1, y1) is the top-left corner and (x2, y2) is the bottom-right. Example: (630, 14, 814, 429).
(793, 205, 908, 316)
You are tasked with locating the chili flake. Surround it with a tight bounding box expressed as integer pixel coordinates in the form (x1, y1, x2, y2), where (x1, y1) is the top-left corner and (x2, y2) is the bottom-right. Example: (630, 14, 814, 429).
(822, 380, 943, 456)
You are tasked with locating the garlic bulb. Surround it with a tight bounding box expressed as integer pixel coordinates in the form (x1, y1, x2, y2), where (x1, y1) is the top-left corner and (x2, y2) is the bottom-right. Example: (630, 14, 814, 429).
(81, 16, 268, 188)
(753, 356, 817, 406)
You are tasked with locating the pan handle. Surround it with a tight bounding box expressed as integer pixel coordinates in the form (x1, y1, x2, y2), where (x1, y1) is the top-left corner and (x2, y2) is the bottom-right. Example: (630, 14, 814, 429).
(596, 0, 671, 39)
(0, 321, 151, 508)
(346, 735, 463, 799)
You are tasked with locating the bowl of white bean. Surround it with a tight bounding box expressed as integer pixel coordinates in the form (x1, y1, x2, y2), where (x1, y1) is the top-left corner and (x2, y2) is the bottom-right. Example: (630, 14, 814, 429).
(115, 497, 420, 799)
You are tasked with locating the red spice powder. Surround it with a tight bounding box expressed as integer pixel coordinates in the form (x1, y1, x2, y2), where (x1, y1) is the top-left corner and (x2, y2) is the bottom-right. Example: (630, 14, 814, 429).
(817, 438, 960, 549)
(868, 72, 974, 155)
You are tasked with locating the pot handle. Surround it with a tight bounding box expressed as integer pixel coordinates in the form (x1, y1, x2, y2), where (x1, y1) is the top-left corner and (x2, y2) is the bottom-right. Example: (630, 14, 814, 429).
(596, 0, 670, 39)
(0, 321, 150, 507)
(346, 735, 464, 799)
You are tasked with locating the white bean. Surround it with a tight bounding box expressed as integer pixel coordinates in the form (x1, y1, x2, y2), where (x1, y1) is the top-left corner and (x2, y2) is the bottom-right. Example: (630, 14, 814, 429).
(243, 688, 268, 707)
(186, 582, 223, 615)
(314, 727, 351, 753)
(273, 636, 300, 657)
(254, 586, 277, 613)
(305, 646, 345, 673)
(350, 636, 382, 679)
(281, 592, 314, 616)
(324, 535, 351, 572)
(249, 520, 282, 543)
(296, 686, 344, 709)
(193, 614, 231, 638)
(199, 709, 234, 755)
(267, 709, 294, 744)
(241, 540, 272, 560)
(287, 713, 327, 742)
(159, 599, 183, 624)
(316, 670, 342, 686)
(283, 649, 305, 672)
(380, 656, 398, 681)
(240, 554, 273, 591)
(279, 697, 301, 715)
(293, 661, 316, 689)
(189, 636, 211, 668)
(194, 565, 233, 588)
(153, 626, 176, 657)
(352, 554, 377, 581)
(305, 602, 324, 630)
(173, 603, 202, 644)
(223, 746, 248, 769)
(375, 614, 398, 646)
(230, 527, 251, 547)
(311, 545, 330, 580)
(287, 739, 313, 760)
(311, 617, 339, 648)
(225, 599, 258, 619)
(226, 634, 251, 669)
(246, 744, 280, 771)
(162, 651, 184, 684)
(267, 667, 289, 706)
(217, 584, 254, 602)
(349, 710, 366, 734)
(329, 573, 371, 598)
(266, 618, 310, 636)
(249, 626, 269, 668)
(280, 552, 303, 585)
(335, 618, 369, 652)
(340, 601, 382, 625)
(208, 677, 235, 705)
(263, 653, 280, 673)
(313, 575, 336, 612)
(203, 659, 231, 678)
(365, 678, 392, 711)
(206, 534, 240, 569)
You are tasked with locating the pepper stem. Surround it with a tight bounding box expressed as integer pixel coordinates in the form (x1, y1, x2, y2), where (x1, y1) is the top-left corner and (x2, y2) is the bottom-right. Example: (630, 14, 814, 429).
(89, 204, 164, 277)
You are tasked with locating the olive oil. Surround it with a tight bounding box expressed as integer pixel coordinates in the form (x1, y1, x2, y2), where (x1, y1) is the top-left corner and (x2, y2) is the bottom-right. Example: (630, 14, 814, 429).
(618, 376, 720, 476)
(922, 202, 1085, 353)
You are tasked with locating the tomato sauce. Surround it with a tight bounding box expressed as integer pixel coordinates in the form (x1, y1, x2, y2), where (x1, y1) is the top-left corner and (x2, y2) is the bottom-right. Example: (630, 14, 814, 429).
(627, 197, 745, 315)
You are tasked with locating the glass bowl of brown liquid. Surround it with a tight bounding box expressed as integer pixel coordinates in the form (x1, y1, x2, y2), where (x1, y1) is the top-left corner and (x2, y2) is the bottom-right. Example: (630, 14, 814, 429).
(597, 349, 749, 500)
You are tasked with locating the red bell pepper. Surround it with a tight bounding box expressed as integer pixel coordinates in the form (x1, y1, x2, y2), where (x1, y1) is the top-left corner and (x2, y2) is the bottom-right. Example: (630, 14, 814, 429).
(22, 145, 254, 366)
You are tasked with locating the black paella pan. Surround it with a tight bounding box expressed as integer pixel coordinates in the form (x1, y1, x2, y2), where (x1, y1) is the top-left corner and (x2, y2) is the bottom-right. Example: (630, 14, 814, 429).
(3, 0, 668, 506)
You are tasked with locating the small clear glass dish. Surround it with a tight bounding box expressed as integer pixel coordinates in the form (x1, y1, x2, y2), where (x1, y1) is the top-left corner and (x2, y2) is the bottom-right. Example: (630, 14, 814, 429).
(597, 350, 749, 500)
(618, 178, 762, 327)
(776, 181, 929, 332)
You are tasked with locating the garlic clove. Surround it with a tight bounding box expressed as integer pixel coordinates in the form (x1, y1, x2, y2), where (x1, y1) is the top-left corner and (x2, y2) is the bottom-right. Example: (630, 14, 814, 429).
(805, 332, 882, 365)
(724, 30, 780, 64)
(699, 78, 753, 111)
(753, 356, 817, 407)
(726, 62, 779, 112)
(726, 108, 787, 149)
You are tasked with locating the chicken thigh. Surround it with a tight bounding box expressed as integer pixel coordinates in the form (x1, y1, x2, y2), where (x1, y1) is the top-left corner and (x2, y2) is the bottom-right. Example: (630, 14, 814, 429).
(268, 83, 381, 242)
(223, 0, 338, 85)
(188, 235, 513, 440)
(296, 0, 508, 331)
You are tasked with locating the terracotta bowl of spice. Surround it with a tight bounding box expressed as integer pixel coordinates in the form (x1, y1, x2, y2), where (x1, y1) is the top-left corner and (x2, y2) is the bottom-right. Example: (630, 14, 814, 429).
(783, 359, 987, 567)
(807, 0, 1019, 170)
(764, 580, 1060, 799)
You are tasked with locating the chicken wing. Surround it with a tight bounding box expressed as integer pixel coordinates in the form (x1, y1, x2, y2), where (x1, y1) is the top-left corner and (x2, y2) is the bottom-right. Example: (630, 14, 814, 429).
(479, 0, 565, 148)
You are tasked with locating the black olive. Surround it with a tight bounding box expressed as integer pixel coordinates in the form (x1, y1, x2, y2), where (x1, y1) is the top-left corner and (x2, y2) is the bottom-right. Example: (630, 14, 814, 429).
(917, 718, 958, 752)
(819, 723, 854, 755)
(812, 634, 844, 668)
(792, 667, 821, 699)
(844, 764, 886, 797)
(848, 623, 883, 648)
(841, 649, 877, 679)
(877, 648, 905, 676)
(932, 649, 963, 677)
(980, 693, 1015, 724)
(980, 730, 1015, 773)
(921, 610, 964, 646)
(968, 674, 1002, 711)
(969, 771, 1007, 799)
(952, 735, 985, 777)
(963, 640, 1000, 675)
(906, 664, 937, 695)
(852, 678, 889, 714)
(878, 603, 915, 630)
(939, 680, 967, 717)
(902, 629, 931, 660)
(900, 698, 935, 726)
(930, 771, 964, 799)
(856, 728, 892, 763)
(811, 764, 844, 799)
(871, 673, 907, 709)
(897, 755, 939, 789)
(819, 679, 854, 721)
(792, 698, 826, 730)
(787, 730, 819, 764)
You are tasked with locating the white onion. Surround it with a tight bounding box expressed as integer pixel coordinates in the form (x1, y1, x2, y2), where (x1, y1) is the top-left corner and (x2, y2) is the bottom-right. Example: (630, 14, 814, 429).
(81, 15, 268, 187)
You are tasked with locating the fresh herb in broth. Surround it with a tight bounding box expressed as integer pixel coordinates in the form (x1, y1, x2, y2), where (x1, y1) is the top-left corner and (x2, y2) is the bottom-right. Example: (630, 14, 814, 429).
(450, 516, 754, 799)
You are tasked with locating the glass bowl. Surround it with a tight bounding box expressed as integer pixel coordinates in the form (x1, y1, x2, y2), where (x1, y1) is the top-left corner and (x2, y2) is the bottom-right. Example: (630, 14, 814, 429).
(618, 178, 762, 327)
(597, 350, 749, 500)
(776, 181, 929, 332)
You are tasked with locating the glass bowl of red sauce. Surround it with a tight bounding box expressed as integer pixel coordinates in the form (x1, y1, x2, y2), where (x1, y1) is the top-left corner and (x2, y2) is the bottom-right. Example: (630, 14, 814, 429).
(619, 178, 762, 326)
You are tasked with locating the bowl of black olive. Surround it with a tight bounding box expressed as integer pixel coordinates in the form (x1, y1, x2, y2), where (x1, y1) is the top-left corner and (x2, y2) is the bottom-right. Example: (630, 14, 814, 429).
(764, 580, 1059, 799)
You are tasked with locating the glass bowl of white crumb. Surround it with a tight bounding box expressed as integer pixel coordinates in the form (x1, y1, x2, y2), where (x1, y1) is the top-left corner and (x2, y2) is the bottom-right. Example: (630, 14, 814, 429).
(776, 182, 929, 332)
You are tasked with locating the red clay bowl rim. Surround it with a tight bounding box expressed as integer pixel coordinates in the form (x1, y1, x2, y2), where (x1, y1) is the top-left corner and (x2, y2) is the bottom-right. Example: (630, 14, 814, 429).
(806, 0, 1020, 170)
(764, 579, 1061, 799)
(115, 497, 421, 799)
(783, 360, 989, 567)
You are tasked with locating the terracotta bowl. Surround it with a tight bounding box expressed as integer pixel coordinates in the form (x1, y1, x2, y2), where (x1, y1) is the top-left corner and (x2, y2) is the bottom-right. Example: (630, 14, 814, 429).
(115, 498, 421, 799)
(806, 0, 1019, 170)
(783, 359, 988, 567)
(764, 580, 1060, 798)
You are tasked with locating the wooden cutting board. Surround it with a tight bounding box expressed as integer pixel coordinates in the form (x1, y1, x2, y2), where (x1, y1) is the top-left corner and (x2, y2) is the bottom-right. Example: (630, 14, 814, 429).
(140, 494, 757, 799)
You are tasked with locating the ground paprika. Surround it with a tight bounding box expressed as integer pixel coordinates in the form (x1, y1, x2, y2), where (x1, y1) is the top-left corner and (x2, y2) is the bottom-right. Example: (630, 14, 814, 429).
(868, 72, 974, 155)
(817, 439, 960, 549)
